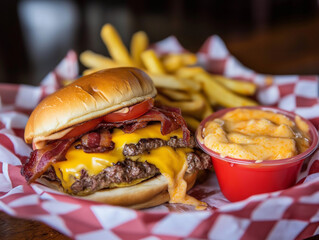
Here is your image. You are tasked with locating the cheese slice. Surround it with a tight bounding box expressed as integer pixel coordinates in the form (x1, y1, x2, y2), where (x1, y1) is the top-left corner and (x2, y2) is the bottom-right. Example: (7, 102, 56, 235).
(52, 124, 206, 208)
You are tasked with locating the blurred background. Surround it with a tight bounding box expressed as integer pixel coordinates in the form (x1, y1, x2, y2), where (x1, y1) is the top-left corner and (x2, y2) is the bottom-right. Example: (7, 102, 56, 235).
(0, 0, 318, 85)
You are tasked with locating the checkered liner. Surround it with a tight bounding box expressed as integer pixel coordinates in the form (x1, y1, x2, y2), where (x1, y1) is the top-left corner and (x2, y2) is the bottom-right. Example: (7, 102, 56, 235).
(0, 37, 318, 240)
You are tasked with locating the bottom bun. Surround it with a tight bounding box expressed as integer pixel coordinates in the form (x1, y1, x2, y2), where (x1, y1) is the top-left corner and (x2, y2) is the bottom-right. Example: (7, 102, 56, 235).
(37, 172, 198, 209)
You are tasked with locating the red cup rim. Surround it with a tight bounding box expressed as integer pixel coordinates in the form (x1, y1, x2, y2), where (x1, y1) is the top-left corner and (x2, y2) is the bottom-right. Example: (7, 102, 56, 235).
(196, 106, 319, 166)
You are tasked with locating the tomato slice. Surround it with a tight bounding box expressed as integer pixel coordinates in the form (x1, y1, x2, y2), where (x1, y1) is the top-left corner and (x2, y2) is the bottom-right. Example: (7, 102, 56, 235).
(61, 117, 103, 139)
(60, 99, 154, 139)
(103, 98, 154, 122)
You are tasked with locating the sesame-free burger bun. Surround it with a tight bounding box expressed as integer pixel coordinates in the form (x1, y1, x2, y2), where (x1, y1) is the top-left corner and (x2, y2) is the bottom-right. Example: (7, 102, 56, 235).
(25, 67, 157, 144)
(37, 172, 198, 209)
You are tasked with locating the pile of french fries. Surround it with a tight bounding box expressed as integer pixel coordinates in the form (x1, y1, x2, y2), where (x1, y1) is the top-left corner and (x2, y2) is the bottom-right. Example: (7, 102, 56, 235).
(80, 24, 258, 131)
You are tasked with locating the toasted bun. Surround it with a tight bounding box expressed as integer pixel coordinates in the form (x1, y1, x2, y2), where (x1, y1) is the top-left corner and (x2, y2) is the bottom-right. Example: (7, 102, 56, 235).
(25, 67, 157, 143)
(37, 172, 198, 209)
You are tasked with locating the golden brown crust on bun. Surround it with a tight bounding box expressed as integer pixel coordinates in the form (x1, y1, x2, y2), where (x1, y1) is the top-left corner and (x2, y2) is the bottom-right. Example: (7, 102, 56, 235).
(25, 67, 157, 143)
(37, 172, 198, 209)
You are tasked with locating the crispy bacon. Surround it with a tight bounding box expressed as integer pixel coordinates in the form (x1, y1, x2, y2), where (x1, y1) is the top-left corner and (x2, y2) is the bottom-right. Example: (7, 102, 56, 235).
(99, 129, 113, 147)
(146, 107, 190, 143)
(122, 121, 148, 133)
(76, 129, 114, 153)
(75, 143, 115, 153)
(154, 101, 182, 114)
(81, 132, 100, 148)
(99, 106, 190, 143)
(21, 138, 75, 183)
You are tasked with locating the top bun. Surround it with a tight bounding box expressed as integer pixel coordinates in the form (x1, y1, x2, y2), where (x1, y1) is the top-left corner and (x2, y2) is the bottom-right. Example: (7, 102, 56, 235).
(25, 67, 157, 143)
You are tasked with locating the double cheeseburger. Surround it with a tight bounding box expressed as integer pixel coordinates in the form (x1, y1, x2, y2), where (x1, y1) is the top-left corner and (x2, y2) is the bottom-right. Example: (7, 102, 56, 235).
(22, 67, 212, 209)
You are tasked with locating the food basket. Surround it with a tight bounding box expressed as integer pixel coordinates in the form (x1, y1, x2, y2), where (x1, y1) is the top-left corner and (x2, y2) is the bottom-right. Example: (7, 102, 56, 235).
(0, 36, 318, 239)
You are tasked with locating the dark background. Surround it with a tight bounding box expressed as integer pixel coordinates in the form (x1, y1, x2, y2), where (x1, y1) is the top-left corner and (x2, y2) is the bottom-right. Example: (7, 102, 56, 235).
(0, 0, 319, 85)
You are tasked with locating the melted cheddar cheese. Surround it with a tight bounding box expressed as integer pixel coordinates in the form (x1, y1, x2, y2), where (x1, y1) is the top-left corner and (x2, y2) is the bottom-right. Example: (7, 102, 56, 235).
(52, 123, 205, 208)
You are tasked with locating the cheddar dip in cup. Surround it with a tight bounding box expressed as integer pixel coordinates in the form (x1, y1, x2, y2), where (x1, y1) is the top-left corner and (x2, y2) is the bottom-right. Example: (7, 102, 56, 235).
(196, 106, 318, 202)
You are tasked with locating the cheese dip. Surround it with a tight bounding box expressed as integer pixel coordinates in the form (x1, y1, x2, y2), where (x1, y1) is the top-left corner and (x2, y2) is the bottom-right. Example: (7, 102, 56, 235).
(201, 108, 310, 160)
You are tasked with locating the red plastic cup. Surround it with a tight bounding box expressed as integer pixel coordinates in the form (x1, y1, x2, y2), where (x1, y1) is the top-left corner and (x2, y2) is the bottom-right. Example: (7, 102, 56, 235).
(196, 106, 319, 202)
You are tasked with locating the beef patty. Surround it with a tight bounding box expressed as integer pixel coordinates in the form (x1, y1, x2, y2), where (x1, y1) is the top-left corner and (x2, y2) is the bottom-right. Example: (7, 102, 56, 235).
(43, 136, 212, 195)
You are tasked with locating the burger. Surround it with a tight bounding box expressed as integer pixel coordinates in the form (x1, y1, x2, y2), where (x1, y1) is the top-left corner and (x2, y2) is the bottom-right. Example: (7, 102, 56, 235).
(22, 67, 212, 209)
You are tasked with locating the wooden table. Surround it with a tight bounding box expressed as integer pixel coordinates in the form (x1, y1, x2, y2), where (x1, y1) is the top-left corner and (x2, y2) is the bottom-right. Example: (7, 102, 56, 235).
(1, 9, 318, 240)
(0, 212, 70, 240)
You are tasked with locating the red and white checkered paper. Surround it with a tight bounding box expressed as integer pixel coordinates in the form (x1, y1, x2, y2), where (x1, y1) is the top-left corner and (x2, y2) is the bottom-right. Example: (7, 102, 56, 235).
(0, 37, 319, 240)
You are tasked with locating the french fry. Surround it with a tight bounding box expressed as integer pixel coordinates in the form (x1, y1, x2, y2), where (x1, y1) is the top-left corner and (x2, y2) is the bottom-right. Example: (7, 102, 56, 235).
(130, 31, 149, 67)
(212, 75, 256, 96)
(141, 50, 166, 74)
(162, 54, 183, 73)
(180, 77, 201, 92)
(156, 93, 205, 115)
(194, 72, 258, 108)
(175, 66, 206, 79)
(176, 67, 256, 96)
(180, 53, 197, 65)
(100, 24, 134, 66)
(183, 115, 200, 132)
(80, 50, 120, 69)
(159, 90, 213, 119)
(162, 53, 197, 73)
(149, 73, 190, 90)
(158, 88, 191, 101)
(200, 94, 214, 119)
(205, 93, 218, 106)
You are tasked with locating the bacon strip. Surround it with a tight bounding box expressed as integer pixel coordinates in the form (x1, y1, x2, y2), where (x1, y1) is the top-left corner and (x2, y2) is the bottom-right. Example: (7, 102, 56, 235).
(77, 129, 114, 153)
(99, 106, 190, 143)
(21, 138, 75, 183)
(81, 132, 100, 148)
(99, 129, 113, 147)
